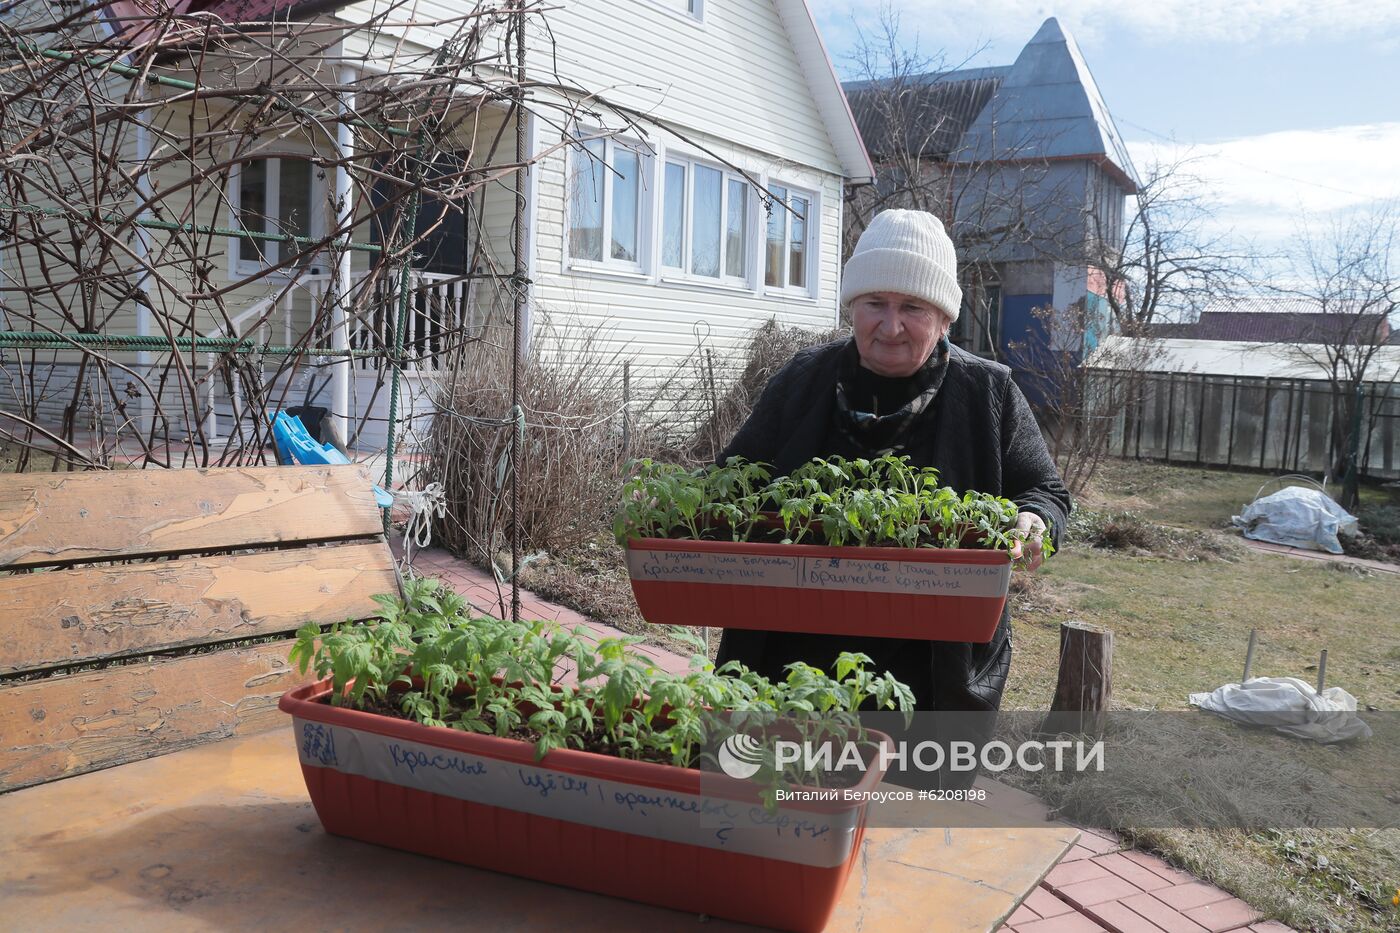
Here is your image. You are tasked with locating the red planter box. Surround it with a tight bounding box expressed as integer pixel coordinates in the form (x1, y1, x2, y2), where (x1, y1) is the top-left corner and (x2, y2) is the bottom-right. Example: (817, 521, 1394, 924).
(280, 681, 892, 932)
(627, 538, 1010, 643)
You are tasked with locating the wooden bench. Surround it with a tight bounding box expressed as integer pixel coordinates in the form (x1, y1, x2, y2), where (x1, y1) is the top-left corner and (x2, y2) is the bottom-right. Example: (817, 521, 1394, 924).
(0, 463, 1076, 931)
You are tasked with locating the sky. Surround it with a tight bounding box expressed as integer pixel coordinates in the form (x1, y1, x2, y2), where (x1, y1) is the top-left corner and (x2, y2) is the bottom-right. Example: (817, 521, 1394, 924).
(809, 0, 1400, 268)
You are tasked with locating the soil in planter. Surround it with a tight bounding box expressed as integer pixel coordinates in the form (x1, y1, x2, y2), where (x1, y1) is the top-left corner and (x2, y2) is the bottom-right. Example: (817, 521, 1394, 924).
(322, 689, 873, 789)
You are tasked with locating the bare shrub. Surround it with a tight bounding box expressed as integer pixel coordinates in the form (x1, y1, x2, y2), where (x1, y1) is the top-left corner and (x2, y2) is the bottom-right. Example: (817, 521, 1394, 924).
(1068, 508, 1242, 561)
(427, 318, 627, 565)
(638, 318, 846, 466)
(427, 315, 847, 569)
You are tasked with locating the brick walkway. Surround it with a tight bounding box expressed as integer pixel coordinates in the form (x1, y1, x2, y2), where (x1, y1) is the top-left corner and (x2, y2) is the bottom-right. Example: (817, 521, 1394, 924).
(409, 546, 1294, 933)
(411, 548, 689, 678)
(995, 826, 1290, 933)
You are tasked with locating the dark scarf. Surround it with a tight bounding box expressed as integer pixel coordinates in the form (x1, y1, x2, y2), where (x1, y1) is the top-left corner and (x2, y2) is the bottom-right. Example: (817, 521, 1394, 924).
(834, 336, 950, 454)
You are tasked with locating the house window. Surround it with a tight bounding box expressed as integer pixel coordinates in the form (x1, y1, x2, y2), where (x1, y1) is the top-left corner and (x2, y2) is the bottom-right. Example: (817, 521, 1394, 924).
(764, 185, 813, 294)
(660, 157, 750, 284)
(952, 268, 1001, 356)
(567, 135, 649, 271)
(232, 157, 319, 272)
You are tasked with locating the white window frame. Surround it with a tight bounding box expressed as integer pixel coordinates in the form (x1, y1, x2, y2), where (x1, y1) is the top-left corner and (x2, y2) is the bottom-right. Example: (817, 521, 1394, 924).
(762, 180, 818, 300)
(227, 154, 326, 279)
(658, 153, 754, 291)
(564, 131, 653, 277)
(953, 266, 1002, 357)
(647, 0, 704, 24)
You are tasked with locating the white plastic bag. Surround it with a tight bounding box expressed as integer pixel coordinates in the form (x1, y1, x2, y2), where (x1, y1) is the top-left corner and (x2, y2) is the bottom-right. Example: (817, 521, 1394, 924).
(1189, 677, 1372, 743)
(1231, 486, 1358, 554)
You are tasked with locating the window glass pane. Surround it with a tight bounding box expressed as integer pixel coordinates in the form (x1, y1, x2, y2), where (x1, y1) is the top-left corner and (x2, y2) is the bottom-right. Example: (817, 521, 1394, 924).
(610, 148, 639, 262)
(788, 195, 808, 288)
(663, 163, 685, 268)
(568, 139, 605, 261)
(725, 179, 746, 279)
(418, 152, 469, 275)
(238, 159, 268, 263)
(691, 165, 722, 278)
(765, 185, 786, 287)
(278, 159, 314, 266)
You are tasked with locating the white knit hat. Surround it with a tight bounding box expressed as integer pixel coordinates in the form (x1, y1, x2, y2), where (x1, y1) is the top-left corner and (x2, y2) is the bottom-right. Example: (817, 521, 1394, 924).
(840, 209, 962, 322)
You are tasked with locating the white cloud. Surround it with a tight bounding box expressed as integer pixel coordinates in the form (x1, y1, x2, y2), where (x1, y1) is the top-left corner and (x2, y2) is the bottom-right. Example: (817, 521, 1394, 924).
(1126, 122, 1400, 248)
(813, 0, 1400, 48)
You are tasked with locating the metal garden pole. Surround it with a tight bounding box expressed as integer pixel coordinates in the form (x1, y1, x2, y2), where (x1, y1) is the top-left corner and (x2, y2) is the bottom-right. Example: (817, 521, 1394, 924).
(509, 8, 530, 624)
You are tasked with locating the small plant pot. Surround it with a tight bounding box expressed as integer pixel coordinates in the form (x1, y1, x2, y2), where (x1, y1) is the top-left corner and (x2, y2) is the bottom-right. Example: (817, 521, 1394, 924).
(279, 681, 892, 933)
(626, 538, 1010, 642)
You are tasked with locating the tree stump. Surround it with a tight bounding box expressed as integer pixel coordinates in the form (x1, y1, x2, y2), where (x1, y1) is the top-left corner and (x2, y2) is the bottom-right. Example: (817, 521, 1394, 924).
(1042, 621, 1114, 737)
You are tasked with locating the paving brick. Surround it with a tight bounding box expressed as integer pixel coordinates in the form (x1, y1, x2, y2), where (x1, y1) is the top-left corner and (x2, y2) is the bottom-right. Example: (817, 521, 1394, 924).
(1016, 912, 1111, 933)
(1096, 853, 1174, 891)
(1026, 887, 1077, 918)
(1046, 859, 1114, 889)
(1085, 900, 1170, 933)
(1182, 897, 1260, 932)
(1246, 923, 1295, 933)
(1120, 851, 1197, 886)
(1059, 844, 1107, 862)
(1120, 893, 1211, 933)
(1076, 829, 1124, 854)
(1153, 883, 1234, 912)
(1009, 904, 1042, 925)
(1056, 875, 1146, 909)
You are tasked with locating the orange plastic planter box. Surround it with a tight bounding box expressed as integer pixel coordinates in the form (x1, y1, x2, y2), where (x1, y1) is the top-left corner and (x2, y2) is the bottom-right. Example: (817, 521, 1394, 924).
(280, 681, 892, 932)
(626, 538, 1011, 643)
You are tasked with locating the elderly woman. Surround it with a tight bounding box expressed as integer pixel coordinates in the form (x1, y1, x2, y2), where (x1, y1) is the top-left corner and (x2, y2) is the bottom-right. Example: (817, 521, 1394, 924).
(716, 209, 1071, 754)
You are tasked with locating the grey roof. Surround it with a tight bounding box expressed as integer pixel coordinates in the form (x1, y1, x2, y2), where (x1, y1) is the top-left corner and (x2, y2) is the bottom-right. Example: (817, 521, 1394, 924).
(954, 18, 1139, 191)
(842, 67, 1009, 161)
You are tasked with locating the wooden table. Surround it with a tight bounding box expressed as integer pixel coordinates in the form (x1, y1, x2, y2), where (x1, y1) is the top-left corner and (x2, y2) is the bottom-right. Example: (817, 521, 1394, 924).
(0, 725, 1076, 932)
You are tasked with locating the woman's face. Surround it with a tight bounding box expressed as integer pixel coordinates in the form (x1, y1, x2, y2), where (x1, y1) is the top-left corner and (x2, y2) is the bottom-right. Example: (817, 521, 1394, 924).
(850, 292, 952, 378)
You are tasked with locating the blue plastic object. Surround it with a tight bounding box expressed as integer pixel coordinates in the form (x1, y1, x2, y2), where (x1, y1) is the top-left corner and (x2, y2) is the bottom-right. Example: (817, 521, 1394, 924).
(273, 411, 393, 509)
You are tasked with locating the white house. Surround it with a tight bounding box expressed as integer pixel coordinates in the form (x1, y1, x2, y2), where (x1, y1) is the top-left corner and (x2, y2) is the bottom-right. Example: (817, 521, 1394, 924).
(0, 0, 870, 454)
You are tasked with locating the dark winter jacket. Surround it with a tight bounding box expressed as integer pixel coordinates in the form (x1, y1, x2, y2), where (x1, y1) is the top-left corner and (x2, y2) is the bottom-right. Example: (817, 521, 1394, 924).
(715, 336, 1072, 714)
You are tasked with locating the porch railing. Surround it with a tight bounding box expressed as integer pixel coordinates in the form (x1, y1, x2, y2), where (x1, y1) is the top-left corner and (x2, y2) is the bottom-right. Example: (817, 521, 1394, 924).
(199, 268, 473, 439)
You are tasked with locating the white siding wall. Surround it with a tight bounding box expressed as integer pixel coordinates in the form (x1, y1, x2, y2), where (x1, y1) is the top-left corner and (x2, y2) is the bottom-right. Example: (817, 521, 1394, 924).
(337, 0, 844, 176)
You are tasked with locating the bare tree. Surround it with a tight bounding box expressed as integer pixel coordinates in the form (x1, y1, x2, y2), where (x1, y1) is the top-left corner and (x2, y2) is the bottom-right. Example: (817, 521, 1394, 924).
(1006, 301, 1167, 494)
(1270, 204, 1399, 510)
(1085, 155, 1251, 336)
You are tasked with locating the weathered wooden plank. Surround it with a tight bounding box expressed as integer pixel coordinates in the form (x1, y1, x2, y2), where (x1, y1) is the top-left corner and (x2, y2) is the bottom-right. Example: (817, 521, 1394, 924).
(0, 464, 382, 569)
(0, 543, 397, 675)
(0, 641, 309, 792)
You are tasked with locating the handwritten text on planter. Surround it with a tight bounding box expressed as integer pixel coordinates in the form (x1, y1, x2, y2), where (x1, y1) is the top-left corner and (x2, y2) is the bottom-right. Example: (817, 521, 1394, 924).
(628, 549, 1009, 598)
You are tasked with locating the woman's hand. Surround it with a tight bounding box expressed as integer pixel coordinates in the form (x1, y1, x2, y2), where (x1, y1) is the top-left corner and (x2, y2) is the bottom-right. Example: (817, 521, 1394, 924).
(1010, 511, 1047, 571)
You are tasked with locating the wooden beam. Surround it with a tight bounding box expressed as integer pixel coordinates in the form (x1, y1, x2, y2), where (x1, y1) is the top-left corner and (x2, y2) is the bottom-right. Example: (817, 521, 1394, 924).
(0, 641, 309, 792)
(0, 464, 381, 569)
(0, 542, 396, 675)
